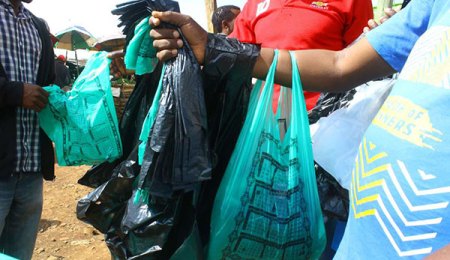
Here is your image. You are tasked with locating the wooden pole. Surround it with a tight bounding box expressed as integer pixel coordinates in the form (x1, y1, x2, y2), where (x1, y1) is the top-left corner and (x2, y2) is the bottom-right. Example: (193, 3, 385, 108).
(75, 50, 80, 76)
(204, 0, 217, 33)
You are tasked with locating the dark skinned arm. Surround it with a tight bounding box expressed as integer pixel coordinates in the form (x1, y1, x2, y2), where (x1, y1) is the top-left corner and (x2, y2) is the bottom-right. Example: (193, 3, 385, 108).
(149, 11, 395, 93)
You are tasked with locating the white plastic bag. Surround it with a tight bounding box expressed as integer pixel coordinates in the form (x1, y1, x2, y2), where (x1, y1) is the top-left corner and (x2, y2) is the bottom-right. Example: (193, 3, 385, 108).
(310, 79, 395, 189)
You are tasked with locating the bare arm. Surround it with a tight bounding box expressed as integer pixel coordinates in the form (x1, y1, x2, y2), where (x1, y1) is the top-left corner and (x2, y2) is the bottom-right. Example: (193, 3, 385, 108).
(253, 38, 395, 92)
(150, 11, 396, 92)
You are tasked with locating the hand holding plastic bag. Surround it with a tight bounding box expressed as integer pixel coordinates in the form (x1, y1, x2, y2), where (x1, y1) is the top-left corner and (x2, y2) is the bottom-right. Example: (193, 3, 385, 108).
(39, 52, 122, 166)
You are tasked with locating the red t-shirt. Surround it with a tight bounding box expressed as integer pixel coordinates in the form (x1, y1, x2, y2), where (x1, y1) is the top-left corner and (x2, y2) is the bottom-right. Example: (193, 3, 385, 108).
(229, 0, 373, 110)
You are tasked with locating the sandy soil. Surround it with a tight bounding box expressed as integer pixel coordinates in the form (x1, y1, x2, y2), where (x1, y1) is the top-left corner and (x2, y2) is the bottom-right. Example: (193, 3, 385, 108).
(32, 165, 111, 260)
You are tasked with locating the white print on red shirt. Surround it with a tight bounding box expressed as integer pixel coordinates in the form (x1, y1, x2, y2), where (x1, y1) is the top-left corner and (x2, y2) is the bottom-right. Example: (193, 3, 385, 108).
(256, 0, 270, 16)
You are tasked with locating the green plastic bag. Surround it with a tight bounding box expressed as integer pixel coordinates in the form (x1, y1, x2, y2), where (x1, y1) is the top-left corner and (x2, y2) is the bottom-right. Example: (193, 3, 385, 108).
(124, 16, 158, 75)
(207, 51, 326, 259)
(0, 253, 18, 260)
(39, 51, 122, 166)
(137, 63, 166, 165)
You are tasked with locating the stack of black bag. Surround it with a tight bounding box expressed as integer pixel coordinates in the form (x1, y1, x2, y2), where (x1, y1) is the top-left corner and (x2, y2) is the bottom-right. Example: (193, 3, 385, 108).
(76, 0, 260, 259)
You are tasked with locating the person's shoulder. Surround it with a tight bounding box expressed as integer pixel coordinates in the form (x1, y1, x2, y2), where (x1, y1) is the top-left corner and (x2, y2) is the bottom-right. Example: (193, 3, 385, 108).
(241, 0, 261, 10)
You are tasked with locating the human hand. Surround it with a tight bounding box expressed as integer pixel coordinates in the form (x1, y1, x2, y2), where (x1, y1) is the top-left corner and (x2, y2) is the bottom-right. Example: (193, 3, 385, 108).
(149, 11, 208, 64)
(363, 8, 397, 33)
(107, 50, 127, 79)
(22, 83, 49, 112)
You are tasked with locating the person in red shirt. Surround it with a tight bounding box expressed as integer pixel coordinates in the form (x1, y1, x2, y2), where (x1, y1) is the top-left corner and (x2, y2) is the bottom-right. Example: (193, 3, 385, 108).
(229, 0, 374, 110)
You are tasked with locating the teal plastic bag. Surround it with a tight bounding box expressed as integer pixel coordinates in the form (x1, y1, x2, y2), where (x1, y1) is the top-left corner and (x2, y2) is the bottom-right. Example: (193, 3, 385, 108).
(137, 63, 166, 165)
(39, 51, 122, 166)
(207, 51, 326, 259)
(0, 253, 18, 260)
(124, 16, 158, 75)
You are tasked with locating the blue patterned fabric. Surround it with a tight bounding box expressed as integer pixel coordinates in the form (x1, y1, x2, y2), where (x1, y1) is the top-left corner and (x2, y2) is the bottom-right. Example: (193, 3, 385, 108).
(336, 0, 450, 258)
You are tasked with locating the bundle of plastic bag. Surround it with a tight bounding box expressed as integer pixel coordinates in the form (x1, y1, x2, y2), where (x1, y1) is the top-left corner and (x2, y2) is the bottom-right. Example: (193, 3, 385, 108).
(81, 1, 211, 258)
(39, 52, 122, 166)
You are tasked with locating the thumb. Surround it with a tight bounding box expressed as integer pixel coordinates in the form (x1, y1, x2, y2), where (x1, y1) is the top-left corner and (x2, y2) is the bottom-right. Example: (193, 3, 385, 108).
(107, 50, 124, 59)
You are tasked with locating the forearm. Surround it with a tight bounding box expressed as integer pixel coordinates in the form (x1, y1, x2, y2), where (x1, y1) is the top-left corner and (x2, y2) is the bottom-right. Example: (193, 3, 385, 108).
(149, 12, 396, 91)
(253, 38, 396, 92)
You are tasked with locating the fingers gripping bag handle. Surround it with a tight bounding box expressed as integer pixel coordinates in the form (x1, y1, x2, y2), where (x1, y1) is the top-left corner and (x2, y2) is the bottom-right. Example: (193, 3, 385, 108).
(207, 50, 326, 260)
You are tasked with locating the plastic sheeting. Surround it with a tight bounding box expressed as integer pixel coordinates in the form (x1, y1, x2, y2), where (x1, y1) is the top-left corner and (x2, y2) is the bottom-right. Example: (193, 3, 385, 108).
(311, 79, 395, 190)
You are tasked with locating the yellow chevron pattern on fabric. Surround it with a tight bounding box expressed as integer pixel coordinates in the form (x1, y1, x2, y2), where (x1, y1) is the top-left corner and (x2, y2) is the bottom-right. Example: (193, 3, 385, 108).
(350, 138, 450, 256)
(351, 138, 388, 218)
(400, 27, 450, 88)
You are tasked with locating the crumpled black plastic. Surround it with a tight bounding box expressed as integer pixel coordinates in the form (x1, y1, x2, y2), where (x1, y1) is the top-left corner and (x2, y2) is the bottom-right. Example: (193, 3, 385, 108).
(315, 164, 349, 222)
(308, 90, 356, 125)
(77, 146, 140, 234)
(105, 192, 200, 260)
(116, 31, 260, 258)
(136, 41, 212, 198)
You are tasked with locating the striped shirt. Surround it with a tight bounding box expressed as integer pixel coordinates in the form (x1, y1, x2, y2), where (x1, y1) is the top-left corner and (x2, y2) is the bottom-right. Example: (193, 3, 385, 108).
(0, 0, 42, 173)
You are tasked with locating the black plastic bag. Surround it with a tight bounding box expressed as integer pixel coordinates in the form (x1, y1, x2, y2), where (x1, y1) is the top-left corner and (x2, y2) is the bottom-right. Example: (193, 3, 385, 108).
(132, 1, 212, 199)
(136, 44, 212, 198)
(308, 90, 356, 125)
(104, 191, 198, 260)
(315, 164, 349, 222)
(76, 146, 140, 233)
(196, 34, 260, 244)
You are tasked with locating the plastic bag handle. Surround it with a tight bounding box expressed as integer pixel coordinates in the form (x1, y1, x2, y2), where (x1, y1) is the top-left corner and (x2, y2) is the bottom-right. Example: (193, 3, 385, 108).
(290, 50, 316, 191)
(249, 50, 279, 132)
(290, 51, 307, 126)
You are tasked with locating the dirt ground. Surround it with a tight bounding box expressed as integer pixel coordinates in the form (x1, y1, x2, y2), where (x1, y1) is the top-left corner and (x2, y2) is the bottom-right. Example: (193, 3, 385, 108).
(33, 165, 111, 260)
